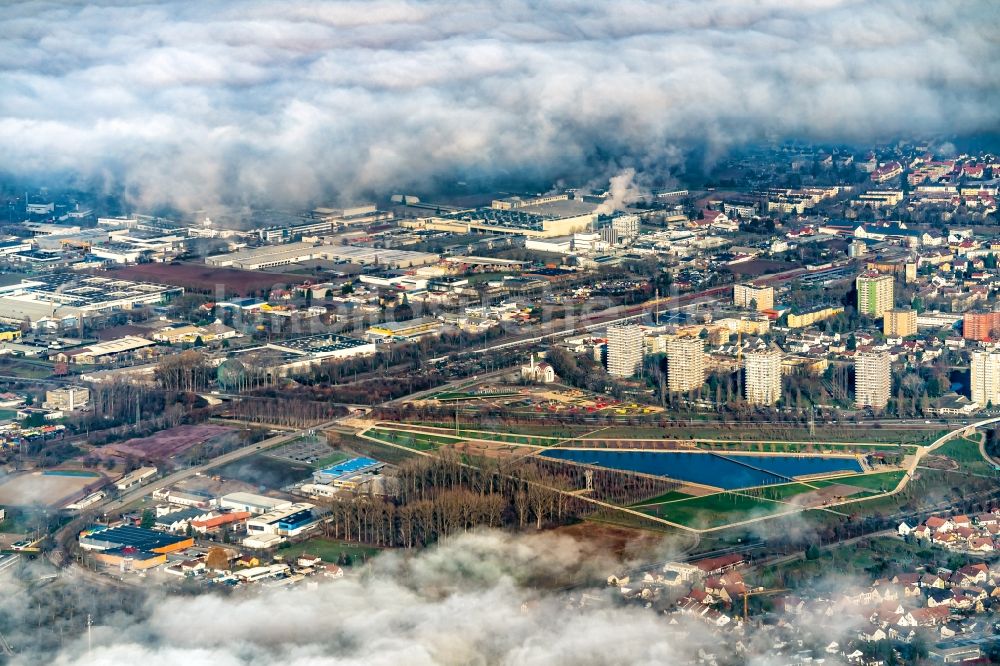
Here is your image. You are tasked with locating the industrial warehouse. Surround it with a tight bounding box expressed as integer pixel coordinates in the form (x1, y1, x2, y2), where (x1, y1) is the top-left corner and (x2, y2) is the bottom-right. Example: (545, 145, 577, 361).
(0, 274, 182, 329)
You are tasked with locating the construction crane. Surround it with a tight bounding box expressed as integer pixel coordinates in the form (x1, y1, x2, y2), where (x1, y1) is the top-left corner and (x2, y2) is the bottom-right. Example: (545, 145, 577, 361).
(742, 587, 788, 622)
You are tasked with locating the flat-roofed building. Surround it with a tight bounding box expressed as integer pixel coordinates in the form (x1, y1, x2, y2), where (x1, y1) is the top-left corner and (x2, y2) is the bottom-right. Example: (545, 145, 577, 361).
(43, 386, 90, 412)
(220, 492, 292, 515)
(606, 324, 644, 378)
(856, 272, 894, 317)
(266, 334, 377, 360)
(744, 345, 782, 406)
(883, 308, 917, 337)
(79, 525, 192, 554)
(733, 283, 774, 311)
(963, 311, 1000, 342)
(246, 502, 318, 538)
(971, 350, 1000, 409)
(855, 350, 891, 410)
(114, 466, 157, 491)
(313, 457, 385, 487)
(666, 336, 705, 393)
(366, 317, 442, 342)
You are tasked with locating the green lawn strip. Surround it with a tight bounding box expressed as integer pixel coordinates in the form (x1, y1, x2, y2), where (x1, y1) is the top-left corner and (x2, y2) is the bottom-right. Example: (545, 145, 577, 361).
(629, 490, 695, 506)
(365, 429, 445, 451)
(410, 426, 560, 447)
(934, 436, 995, 475)
(639, 491, 790, 529)
(278, 537, 382, 565)
(433, 393, 510, 402)
(816, 470, 906, 492)
(311, 451, 349, 469)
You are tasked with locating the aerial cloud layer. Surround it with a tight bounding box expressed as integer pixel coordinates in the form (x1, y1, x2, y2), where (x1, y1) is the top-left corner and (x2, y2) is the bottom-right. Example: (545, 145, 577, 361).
(1, 0, 998, 209)
(6, 530, 865, 666)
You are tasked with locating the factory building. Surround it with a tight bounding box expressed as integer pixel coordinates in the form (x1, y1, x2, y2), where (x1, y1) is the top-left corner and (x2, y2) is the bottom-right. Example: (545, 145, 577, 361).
(220, 492, 292, 515)
(245, 503, 319, 539)
(402, 195, 598, 238)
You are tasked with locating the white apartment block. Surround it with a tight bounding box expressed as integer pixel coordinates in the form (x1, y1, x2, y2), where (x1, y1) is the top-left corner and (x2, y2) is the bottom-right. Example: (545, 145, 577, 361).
(854, 350, 891, 410)
(971, 350, 1000, 408)
(606, 324, 644, 378)
(744, 346, 782, 406)
(666, 336, 705, 393)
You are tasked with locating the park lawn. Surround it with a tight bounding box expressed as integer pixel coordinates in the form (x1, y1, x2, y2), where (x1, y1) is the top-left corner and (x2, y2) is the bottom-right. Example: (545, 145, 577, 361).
(415, 422, 594, 438)
(745, 482, 821, 502)
(832, 470, 907, 492)
(641, 491, 788, 530)
(366, 428, 461, 451)
(0, 360, 52, 379)
(630, 490, 696, 507)
(434, 391, 518, 401)
(936, 436, 995, 476)
(312, 451, 349, 469)
(279, 537, 383, 565)
(458, 429, 558, 446)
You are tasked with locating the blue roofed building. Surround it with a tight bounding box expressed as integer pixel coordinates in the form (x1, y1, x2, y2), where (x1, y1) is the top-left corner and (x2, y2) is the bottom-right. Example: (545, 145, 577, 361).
(312, 457, 385, 486)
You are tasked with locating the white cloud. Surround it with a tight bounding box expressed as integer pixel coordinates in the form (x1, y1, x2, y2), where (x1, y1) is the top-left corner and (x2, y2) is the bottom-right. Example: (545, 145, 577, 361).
(0, 0, 996, 210)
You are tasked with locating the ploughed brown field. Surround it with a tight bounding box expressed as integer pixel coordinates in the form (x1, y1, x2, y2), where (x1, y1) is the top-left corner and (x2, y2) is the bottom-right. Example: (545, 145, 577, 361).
(91, 424, 235, 462)
(105, 263, 294, 297)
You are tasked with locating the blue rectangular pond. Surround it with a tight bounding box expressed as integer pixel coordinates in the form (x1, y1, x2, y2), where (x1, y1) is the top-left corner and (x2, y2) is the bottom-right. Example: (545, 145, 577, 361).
(539, 449, 863, 490)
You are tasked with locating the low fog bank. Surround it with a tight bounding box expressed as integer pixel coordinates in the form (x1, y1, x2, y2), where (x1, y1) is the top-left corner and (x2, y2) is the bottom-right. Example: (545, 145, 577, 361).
(1, 1, 997, 210)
